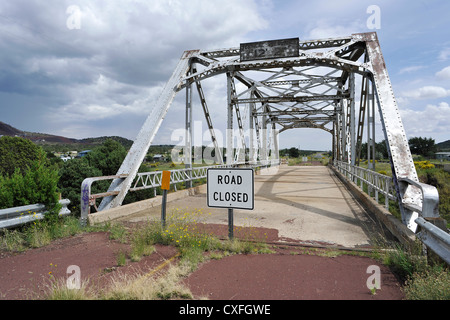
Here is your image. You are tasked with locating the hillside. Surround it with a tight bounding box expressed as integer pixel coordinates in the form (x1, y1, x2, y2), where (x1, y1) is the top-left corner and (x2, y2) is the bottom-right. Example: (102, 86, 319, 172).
(0, 121, 133, 150)
(0, 121, 79, 144)
(436, 139, 450, 151)
(0, 121, 22, 136)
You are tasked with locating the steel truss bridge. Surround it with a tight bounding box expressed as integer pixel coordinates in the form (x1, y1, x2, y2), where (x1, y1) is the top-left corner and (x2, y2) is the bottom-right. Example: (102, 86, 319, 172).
(80, 32, 449, 263)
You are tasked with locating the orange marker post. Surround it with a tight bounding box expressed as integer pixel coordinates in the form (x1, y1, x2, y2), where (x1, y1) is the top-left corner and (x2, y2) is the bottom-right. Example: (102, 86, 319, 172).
(161, 171, 170, 228)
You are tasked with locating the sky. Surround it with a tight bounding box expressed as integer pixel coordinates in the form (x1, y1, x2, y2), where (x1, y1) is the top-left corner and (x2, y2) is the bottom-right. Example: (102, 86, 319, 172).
(0, 0, 449, 151)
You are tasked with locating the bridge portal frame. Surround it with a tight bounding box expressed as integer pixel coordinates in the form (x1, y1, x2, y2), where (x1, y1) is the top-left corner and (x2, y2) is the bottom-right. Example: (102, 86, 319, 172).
(87, 32, 441, 235)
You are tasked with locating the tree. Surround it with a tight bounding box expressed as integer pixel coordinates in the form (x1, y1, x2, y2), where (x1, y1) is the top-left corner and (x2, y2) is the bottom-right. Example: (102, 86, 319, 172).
(58, 139, 128, 215)
(84, 139, 127, 176)
(0, 136, 41, 177)
(0, 149, 60, 211)
(360, 140, 389, 160)
(408, 137, 436, 157)
(58, 159, 104, 215)
(288, 147, 300, 158)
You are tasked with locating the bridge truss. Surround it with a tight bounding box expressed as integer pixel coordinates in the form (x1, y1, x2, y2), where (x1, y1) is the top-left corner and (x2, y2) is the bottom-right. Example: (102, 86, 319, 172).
(86, 32, 443, 237)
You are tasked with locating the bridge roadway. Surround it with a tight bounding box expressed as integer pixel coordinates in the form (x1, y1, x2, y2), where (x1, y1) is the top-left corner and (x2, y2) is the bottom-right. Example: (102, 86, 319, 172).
(115, 165, 386, 248)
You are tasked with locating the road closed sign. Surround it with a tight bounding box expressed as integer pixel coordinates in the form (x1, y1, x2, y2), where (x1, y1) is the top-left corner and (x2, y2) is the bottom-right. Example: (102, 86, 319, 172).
(207, 168, 254, 210)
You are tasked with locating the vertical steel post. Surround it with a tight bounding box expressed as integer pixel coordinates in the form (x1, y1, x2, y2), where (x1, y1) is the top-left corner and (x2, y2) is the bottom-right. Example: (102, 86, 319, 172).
(367, 78, 376, 171)
(349, 73, 356, 166)
(272, 122, 279, 164)
(185, 70, 193, 189)
(249, 95, 255, 164)
(261, 105, 268, 165)
(227, 72, 234, 166)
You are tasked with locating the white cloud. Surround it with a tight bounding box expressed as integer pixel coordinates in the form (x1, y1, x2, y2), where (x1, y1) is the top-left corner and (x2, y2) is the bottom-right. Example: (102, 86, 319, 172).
(436, 66, 450, 80)
(398, 65, 424, 75)
(401, 86, 450, 100)
(0, 0, 268, 138)
(306, 19, 365, 39)
(400, 102, 450, 137)
(438, 47, 450, 61)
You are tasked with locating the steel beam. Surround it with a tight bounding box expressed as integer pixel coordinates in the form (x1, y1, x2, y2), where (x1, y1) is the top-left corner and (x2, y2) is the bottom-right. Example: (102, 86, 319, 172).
(361, 32, 421, 232)
(98, 50, 198, 211)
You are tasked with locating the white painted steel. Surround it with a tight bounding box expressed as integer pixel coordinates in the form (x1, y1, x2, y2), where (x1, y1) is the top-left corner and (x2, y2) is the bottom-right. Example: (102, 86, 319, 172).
(98, 50, 199, 212)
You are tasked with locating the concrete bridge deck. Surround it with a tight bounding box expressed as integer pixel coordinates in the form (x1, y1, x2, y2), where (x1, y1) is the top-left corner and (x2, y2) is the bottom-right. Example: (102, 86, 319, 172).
(112, 165, 387, 248)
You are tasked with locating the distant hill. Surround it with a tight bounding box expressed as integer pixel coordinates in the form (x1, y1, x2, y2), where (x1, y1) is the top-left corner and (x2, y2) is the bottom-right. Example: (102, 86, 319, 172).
(0, 121, 79, 143)
(436, 139, 450, 151)
(0, 121, 133, 149)
(0, 121, 23, 136)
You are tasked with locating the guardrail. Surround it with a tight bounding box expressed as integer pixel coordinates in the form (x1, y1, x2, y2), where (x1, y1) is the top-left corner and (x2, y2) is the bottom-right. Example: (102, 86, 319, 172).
(0, 199, 71, 229)
(80, 161, 278, 226)
(415, 217, 450, 264)
(334, 160, 449, 264)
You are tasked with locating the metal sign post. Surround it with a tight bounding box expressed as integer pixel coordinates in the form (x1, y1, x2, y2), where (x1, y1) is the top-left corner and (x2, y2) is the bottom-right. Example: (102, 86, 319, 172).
(207, 168, 254, 240)
(228, 208, 234, 240)
(161, 170, 171, 228)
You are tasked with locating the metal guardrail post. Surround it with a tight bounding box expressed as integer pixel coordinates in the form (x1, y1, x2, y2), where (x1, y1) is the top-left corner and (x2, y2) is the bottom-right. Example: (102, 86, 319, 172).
(398, 178, 439, 219)
(80, 174, 128, 227)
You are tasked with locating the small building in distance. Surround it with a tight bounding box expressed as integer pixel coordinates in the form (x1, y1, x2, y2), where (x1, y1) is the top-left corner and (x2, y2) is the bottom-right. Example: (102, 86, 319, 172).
(76, 150, 92, 158)
(435, 152, 450, 161)
(153, 154, 164, 162)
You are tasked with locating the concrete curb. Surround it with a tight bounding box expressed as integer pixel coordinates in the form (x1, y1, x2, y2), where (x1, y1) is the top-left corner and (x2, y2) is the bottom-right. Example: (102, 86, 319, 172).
(87, 184, 207, 225)
(330, 166, 417, 249)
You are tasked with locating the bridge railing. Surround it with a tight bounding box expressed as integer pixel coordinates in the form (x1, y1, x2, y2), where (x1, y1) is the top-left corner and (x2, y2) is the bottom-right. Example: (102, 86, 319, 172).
(334, 160, 395, 210)
(80, 160, 278, 226)
(334, 160, 449, 264)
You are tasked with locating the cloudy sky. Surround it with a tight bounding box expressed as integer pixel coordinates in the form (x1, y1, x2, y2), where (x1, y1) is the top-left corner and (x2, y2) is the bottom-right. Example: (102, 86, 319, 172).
(1, 0, 449, 151)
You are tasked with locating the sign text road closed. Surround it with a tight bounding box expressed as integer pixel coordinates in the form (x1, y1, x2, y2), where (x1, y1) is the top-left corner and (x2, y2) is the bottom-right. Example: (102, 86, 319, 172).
(207, 168, 254, 210)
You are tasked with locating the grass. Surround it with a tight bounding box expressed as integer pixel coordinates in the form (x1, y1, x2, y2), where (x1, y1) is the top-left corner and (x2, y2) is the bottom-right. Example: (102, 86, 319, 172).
(358, 159, 449, 227)
(41, 208, 274, 300)
(376, 240, 449, 300)
(123, 209, 274, 271)
(98, 262, 195, 300)
(2, 207, 448, 300)
(403, 266, 450, 300)
(0, 214, 87, 252)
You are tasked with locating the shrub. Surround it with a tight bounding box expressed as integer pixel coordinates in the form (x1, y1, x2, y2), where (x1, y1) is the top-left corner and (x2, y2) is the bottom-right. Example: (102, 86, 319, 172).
(414, 160, 435, 170)
(404, 267, 450, 300)
(57, 160, 104, 215)
(0, 149, 60, 213)
(0, 136, 41, 177)
(84, 139, 127, 176)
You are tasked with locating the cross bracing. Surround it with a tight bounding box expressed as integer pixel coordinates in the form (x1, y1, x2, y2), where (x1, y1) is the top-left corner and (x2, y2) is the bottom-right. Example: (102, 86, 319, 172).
(85, 32, 443, 236)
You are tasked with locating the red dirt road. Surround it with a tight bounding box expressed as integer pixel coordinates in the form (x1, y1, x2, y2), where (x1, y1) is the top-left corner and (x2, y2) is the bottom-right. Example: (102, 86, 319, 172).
(0, 226, 405, 300)
(185, 250, 403, 300)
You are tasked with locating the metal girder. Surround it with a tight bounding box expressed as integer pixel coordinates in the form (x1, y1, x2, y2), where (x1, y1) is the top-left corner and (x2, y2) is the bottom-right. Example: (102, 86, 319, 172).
(234, 94, 348, 104)
(253, 109, 335, 117)
(98, 50, 198, 211)
(193, 70, 223, 165)
(360, 32, 422, 232)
